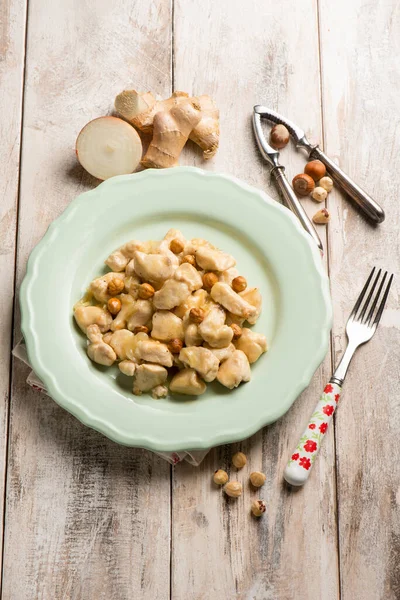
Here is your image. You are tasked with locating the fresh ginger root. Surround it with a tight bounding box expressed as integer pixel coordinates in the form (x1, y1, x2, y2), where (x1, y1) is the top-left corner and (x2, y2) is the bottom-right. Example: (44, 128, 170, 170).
(115, 90, 220, 159)
(141, 99, 202, 169)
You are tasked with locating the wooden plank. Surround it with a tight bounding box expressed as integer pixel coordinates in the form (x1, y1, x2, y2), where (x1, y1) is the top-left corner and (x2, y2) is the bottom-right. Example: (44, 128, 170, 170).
(2, 1, 172, 598)
(0, 0, 27, 584)
(172, 1, 339, 599)
(319, 1, 400, 599)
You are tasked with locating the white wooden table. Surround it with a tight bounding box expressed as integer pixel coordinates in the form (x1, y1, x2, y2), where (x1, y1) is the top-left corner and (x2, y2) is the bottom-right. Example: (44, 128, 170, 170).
(1, 1, 399, 598)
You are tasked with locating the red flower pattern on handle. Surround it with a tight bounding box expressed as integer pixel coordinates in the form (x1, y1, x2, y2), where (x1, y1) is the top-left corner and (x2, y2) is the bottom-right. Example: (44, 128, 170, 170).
(304, 440, 317, 453)
(284, 382, 342, 486)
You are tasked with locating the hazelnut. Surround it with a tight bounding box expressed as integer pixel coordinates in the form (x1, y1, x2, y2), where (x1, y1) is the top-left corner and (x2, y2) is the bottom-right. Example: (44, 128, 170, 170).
(189, 307, 205, 324)
(182, 254, 196, 267)
(311, 186, 328, 203)
(232, 276, 247, 293)
(202, 272, 218, 290)
(249, 471, 266, 487)
(312, 208, 330, 224)
(251, 499, 266, 517)
(133, 325, 149, 334)
(269, 124, 290, 149)
(168, 338, 183, 354)
(138, 283, 155, 299)
(230, 324, 242, 340)
(107, 297, 122, 315)
(292, 173, 315, 196)
(319, 176, 333, 193)
(213, 469, 229, 485)
(304, 159, 326, 181)
(170, 238, 185, 254)
(107, 278, 124, 296)
(224, 481, 242, 498)
(232, 451, 247, 469)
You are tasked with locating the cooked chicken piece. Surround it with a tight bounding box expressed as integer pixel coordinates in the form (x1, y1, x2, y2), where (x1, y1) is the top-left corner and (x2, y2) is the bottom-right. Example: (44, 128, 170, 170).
(217, 350, 251, 389)
(184, 323, 203, 346)
(108, 329, 136, 360)
(164, 228, 186, 246)
(239, 287, 262, 324)
(211, 282, 256, 320)
(170, 369, 207, 396)
(152, 385, 168, 399)
(174, 289, 209, 319)
(125, 259, 136, 276)
(134, 339, 173, 367)
(218, 267, 239, 285)
(127, 299, 153, 331)
(179, 346, 219, 382)
(173, 263, 203, 290)
(204, 343, 235, 363)
(105, 240, 145, 272)
(151, 311, 184, 341)
(125, 331, 149, 361)
(153, 280, 190, 310)
(198, 304, 233, 348)
(125, 274, 141, 298)
(133, 364, 168, 395)
(111, 294, 136, 331)
(195, 246, 236, 272)
(86, 324, 116, 366)
(226, 313, 245, 327)
(235, 328, 267, 363)
(119, 360, 137, 377)
(89, 272, 125, 303)
(74, 305, 113, 334)
(133, 250, 175, 283)
(183, 238, 215, 255)
(102, 332, 112, 344)
(153, 264, 202, 310)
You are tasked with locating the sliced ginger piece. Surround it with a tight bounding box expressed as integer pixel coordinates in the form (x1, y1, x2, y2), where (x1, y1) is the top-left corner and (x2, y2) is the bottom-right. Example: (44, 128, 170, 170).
(76, 117, 142, 180)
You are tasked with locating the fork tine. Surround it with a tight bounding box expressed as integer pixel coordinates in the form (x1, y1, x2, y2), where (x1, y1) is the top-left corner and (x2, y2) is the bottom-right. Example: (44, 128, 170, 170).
(366, 271, 387, 324)
(349, 267, 375, 321)
(373, 273, 394, 327)
(359, 268, 382, 321)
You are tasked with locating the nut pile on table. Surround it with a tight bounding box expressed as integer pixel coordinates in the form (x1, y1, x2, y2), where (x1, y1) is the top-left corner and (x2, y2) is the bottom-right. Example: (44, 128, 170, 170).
(213, 451, 267, 518)
(73, 229, 267, 399)
(269, 125, 333, 225)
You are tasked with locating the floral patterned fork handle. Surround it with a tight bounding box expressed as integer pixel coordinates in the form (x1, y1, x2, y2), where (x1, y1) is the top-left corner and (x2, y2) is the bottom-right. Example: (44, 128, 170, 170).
(284, 383, 341, 486)
(284, 266, 393, 487)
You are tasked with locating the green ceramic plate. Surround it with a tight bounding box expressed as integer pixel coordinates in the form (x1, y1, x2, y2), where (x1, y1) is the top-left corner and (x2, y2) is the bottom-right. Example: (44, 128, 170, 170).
(20, 167, 332, 452)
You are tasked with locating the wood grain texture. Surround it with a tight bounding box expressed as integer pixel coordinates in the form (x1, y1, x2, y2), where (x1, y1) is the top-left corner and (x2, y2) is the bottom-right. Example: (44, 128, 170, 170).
(2, 1, 172, 598)
(0, 0, 27, 583)
(172, 1, 339, 599)
(319, 1, 400, 599)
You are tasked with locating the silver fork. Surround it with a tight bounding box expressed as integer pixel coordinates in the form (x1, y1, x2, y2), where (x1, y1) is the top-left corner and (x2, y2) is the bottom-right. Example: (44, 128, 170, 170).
(284, 267, 394, 486)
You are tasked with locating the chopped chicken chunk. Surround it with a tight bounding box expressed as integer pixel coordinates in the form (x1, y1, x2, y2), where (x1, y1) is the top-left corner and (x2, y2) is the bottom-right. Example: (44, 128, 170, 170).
(183, 238, 215, 255)
(195, 246, 236, 272)
(198, 304, 233, 348)
(179, 346, 219, 382)
(170, 369, 207, 396)
(86, 324, 116, 366)
(105, 240, 145, 272)
(174, 289, 209, 319)
(134, 339, 173, 367)
(108, 329, 136, 360)
(211, 282, 256, 319)
(217, 350, 251, 389)
(154, 264, 202, 310)
(151, 311, 184, 341)
(111, 294, 136, 331)
(89, 272, 125, 303)
(218, 267, 239, 285)
(239, 287, 262, 324)
(74, 305, 113, 334)
(127, 299, 153, 331)
(133, 364, 168, 395)
(184, 323, 203, 346)
(204, 343, 235, 363)
(152, 385, 168, 399)
(235, 328, 267, 363)
(118, 360, 137, 377)
(133, 250, 175, 282)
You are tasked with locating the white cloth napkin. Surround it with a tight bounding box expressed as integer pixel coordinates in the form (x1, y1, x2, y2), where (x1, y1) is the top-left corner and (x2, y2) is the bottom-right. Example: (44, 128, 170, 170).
(12, 340, 209, 466)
